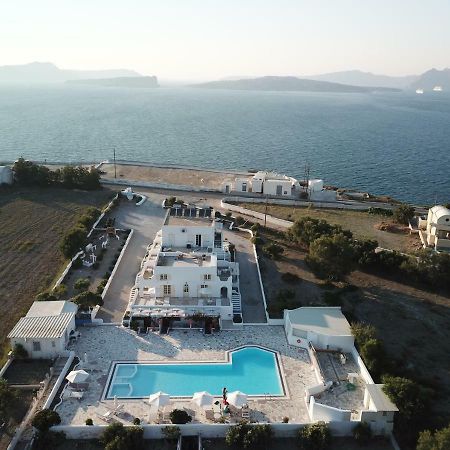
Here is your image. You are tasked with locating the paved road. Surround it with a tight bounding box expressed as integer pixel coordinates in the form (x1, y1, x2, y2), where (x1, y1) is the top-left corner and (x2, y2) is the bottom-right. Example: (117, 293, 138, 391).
(97, 192, 167, 323)
(223, 229, 267, 324)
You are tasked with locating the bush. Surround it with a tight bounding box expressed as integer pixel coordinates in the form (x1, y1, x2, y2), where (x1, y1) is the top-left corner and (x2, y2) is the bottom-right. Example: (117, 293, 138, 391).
(53, 284, 67, 299)
(250, 223, 260, 232)
(281, 272, 300, 283)
(266, 289, 297, 318)
(12, 343, 28, 359)
(32, 409, 61, 432)
(104, 272, 111, 279)
(393, 204, 415, 225)
(262, 242, 284, 260)
(162, 425, 181, 441)
(359, 338, 388, 378)
(243, 424, 273, 449)
(322, 290, 343, 306)
(226, 422, 250, 448)
(35, 291, 57, 302)
(306, 234, 356, 280)
(417, 424, 450, 450)
(298, 422, 331, 450)
(85, 418, 93, 426)
(282, 417, 289, 423)
(352, 421, 372, 444)
(368, 207, 393, 217)
(61, 226, 88, 258)
(169, 408, 192, 424)
(234, 216, 245, 225)
(250, 235, 264, 246)
(74, 278, 90, 292)
(71, 257, 83, 269)
(72, 291, 103, 311)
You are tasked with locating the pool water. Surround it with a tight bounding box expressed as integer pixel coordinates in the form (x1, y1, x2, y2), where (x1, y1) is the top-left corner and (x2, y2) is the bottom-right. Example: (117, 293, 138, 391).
(106, 346, 284, 398)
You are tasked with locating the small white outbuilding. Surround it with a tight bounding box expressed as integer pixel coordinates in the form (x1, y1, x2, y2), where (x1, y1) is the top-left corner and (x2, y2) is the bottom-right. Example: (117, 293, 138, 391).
(284, 306, 354, 351)
(0, 166, 13, 185)
(8, 301, 78, 359)
(425, 205, 450, 251)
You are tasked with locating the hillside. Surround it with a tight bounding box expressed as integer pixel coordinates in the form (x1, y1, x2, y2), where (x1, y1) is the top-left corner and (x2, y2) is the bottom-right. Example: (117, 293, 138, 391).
(67, 76, 159, 88)
(307, 70, 417, 89)
(191, 76, 400, 93)
(410, 68, 450, 90)
(0, 62, 141, 84)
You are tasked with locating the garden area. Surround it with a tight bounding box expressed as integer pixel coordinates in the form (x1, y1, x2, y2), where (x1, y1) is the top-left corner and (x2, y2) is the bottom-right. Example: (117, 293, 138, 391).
(0, 184, 114, 363)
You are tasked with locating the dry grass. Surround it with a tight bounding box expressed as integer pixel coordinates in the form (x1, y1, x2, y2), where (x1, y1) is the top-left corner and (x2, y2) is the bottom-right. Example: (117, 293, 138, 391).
(237, 202, 420, 252)
(0, 186, 113, 363)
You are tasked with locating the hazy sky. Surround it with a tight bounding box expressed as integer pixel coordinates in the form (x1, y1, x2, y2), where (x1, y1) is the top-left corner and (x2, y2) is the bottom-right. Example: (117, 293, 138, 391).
(1, 0, 449, 80)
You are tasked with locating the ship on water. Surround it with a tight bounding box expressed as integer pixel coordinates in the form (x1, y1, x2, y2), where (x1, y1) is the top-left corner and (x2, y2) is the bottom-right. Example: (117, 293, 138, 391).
(432, 86, 443, 92)
(415, 89, 424, 94)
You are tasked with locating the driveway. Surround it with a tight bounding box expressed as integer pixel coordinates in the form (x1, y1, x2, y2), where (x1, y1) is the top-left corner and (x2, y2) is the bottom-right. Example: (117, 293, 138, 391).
(97, 191, 167, 323)
(223, 229, 267, 323)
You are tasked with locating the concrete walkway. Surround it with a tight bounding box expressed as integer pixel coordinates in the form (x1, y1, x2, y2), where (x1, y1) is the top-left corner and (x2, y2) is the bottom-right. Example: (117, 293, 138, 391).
(97, 193, 167, 323)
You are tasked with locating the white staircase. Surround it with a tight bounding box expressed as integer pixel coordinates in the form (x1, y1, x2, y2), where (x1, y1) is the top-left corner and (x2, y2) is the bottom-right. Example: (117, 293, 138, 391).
(231, 292, 242, 314)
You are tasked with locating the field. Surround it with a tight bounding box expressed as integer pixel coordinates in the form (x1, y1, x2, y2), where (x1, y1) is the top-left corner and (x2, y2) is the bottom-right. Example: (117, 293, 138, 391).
(257, 227, 450, 434)
(0, 186, 113, 363)
(236, 202, 420, 252)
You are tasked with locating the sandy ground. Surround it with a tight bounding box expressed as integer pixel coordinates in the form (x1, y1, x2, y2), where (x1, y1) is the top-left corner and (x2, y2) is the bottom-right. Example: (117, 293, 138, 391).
(100, 163, 252, 190)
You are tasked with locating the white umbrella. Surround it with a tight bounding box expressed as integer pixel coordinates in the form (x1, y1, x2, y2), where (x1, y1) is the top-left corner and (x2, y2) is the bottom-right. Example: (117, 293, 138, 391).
(192, 391, 214, 409)
(148, 391, 170, 408)
(66, 369, 89, 384)
(227, 391, 248, 408)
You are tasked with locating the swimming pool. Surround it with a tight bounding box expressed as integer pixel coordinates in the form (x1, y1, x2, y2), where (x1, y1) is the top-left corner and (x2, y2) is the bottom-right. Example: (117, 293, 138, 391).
(105, 346, 284, 399)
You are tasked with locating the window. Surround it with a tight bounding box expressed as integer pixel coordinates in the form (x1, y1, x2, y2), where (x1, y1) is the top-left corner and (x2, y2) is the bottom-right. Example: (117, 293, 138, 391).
(160, 274, 168, 281)
(195, 234, 202, 246)
(183, 283, 189, 294)
(200, 284, 208, 289)
(204, 274, 211, 280)
(51, 341, 56, 348)
(33, 341, 41, 352)
(163, 285, 172, 295)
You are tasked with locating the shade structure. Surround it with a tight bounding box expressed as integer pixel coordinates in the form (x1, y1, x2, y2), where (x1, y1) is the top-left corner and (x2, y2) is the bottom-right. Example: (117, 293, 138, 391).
(227, 391, 248, 408)
(66, 369, 89, 384)
(148, 391, 170, 408)
(192, 391, 214, 409)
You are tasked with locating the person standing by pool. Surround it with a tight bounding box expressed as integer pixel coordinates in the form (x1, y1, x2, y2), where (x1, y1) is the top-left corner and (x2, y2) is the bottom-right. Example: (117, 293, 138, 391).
(222, 387, 227, 401)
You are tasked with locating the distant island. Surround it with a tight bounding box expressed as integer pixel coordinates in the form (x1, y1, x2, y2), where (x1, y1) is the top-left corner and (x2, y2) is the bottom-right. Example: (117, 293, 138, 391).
(66, 76, 159, 88)
(0, 62, 142, 84)
(191, 76, 400, 93)
(305, 70, 417, 89)
(411, 68, 450, 90)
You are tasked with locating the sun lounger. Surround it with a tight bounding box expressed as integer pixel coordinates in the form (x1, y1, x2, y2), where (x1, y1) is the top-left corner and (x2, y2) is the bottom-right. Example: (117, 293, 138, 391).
(96, 410, 114, 423)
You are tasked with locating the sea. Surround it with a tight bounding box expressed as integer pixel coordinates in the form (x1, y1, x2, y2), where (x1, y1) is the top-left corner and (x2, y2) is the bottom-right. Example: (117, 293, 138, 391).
(0, 85, 449, 205)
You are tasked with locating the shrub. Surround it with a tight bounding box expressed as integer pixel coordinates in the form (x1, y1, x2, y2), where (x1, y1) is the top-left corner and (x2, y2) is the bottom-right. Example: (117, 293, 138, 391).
(0, 379, 16, 422)
(162, 425, 181, 441)
(352, 421, 372, 444)
(417, 424, 450, 450)
(226, 422, 250, 447)
(103, 272, 111, 279)
(297, 422, 331, 450)
(250, 223, 260, 232)
(169, 408, 192, 424)
(393, 204, 415, 225)
(32, 409, 61, 432)
(60, 226, 88, 258)
(234, 216, 245, 225)
(243, 424, 273, 449)
(281, 272, 300, 283)
(74, 278, 90, 292)
(282, 417, 289, 423)
(72, 291, 103, 311)
(359, 338, 388, 378)
(306, 234, 356, 280)
(368, 207, 393, 217)
(12, 343, 28, 359)
(35, 291, 57, 302)
(250, 235, 263, 246)
(85, 418, 93, 426)
(322, 290, 343, 306)
(71, 257, 83, 269)
(262, 242, 284, 260)
(53, 284, 67, 299)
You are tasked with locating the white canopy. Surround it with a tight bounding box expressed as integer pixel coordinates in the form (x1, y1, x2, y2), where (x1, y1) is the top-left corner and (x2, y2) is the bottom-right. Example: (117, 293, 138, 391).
(192, 391, 214, 408)
(227, 391, 248, 408)
(148, 391, 170, 408)
(66, 369, 89, 384)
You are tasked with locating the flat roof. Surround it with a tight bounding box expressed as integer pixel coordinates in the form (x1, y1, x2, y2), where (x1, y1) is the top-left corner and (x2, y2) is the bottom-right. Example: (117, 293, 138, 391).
(165, 216, 214, 226)
(366, 384, 398, 412)
(286, 307, 352, 336)
(8, 312, 75, 339)
(158, 253, 214, 267)
(26, 301, 78, 317)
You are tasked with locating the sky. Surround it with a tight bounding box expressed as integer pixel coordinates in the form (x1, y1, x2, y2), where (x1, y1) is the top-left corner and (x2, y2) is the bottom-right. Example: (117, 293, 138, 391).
(1, 0, 449, 81)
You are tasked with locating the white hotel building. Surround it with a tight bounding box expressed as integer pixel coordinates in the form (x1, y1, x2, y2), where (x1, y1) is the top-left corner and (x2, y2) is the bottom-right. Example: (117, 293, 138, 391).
(126, 206, 241, 329)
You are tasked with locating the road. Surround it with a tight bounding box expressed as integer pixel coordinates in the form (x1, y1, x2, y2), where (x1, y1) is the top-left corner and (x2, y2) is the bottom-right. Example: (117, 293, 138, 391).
(97, 192, 167, 323)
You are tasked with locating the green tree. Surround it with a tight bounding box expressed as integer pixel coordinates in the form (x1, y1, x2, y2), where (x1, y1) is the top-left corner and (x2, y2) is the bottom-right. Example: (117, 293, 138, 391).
(262, 242, 284, 259)
(60, 226, 87, 258)
(306, 233, 356, 280)
(359, 338, 388, 378)
(72, 291, 103, 311)
(31, 409, 61, 432)
(74, 278, 90, 292)
(352, 421, 372, 444)
(12, 343, 28, 359)
(298, 422, 331, 450)
(242, 424, 273, 449)
(351, 323, 376, 348)
(393, 204, 415, 225)
(417, 424, 450, 450)
(35, 291, 58, 302)
(226, 422, 251, 448)
(169, 408, 192, 424)
(52, 284, 67, 299)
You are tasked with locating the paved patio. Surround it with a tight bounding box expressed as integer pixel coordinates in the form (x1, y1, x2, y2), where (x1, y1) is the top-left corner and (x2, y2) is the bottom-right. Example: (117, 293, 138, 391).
(58, 325, 317, 425)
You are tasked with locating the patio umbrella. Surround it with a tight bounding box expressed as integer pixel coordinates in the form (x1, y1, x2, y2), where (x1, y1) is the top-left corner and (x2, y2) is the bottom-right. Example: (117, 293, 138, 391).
(148, 391, 170, 408)
(192, 391, 214, 409)
(227, 391, 248, 408)
(66, 369, 89, 384)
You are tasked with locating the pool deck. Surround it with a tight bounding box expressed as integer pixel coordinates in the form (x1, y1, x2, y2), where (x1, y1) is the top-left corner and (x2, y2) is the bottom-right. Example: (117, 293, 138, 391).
(58, 325, 318, 425)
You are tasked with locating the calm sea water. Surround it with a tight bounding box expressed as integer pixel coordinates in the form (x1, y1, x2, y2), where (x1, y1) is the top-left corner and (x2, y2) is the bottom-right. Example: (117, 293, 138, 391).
(0, 85, 449, 204)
